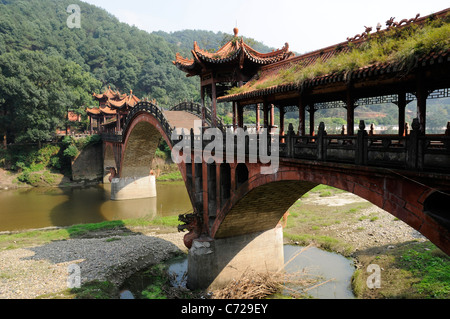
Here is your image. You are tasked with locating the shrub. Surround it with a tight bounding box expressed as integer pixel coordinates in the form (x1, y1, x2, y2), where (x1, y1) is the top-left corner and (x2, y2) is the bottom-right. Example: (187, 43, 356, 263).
(63, 144, 79, 158)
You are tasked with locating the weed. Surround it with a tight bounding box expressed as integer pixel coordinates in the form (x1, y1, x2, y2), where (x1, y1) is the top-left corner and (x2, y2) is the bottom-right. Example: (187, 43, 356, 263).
(70, 280, 118, 299)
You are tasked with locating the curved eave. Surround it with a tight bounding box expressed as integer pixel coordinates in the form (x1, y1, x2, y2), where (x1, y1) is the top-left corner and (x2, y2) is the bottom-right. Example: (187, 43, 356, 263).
(194, 45, 242, 64)
(174, 39, 294, 73)
(98, 106, 117, 115)
(86, 107, 101, 115)
(242, 42, 294, 65)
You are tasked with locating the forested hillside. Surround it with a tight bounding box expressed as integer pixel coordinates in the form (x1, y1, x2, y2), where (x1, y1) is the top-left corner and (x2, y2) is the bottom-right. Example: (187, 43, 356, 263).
(0, 0, 278, 144)
(0, 0, 449, 145)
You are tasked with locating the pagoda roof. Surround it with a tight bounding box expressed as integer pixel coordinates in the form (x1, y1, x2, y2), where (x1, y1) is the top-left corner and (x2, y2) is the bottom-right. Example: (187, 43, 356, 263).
(107, 90, 141, 109)
(173, 28, 294, 75)
(87, 88, 143, 116)
(86, 105, 117, 116)
(93, 86, 126, 101)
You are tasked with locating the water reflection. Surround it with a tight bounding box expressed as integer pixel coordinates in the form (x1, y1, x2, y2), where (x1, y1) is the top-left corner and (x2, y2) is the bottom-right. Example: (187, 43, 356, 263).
(283, 245, 355, 299)
(0, 182, 192, 232)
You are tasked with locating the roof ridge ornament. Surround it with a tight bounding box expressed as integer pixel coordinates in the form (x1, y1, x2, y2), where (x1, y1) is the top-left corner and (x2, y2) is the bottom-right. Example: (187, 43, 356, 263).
(347, 26, 372, 42)
(386, 13, 420, 30)
(347, 13, 421, 42)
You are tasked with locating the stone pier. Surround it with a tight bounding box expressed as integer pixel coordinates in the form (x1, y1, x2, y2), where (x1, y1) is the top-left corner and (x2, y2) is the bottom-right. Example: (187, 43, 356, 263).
(186, 226, 284, 290)
(110, 175, 156, 200)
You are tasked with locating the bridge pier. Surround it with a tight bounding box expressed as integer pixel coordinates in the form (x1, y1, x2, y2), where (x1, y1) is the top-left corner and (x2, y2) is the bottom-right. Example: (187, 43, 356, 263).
(187, 226, 284, 290)
(110, 175, 156, 200)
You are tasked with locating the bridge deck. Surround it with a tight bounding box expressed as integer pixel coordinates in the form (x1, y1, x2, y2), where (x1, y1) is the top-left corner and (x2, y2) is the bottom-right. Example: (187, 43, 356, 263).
(163, 110, 201, 132)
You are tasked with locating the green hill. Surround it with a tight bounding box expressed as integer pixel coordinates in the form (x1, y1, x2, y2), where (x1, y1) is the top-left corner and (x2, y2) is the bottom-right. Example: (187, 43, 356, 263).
(0, 0, 276, 143)
(0, 0, 448, 145)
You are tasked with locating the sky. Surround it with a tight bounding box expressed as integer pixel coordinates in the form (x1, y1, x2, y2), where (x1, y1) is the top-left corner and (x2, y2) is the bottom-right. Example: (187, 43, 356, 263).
(82, 0, 449, 54)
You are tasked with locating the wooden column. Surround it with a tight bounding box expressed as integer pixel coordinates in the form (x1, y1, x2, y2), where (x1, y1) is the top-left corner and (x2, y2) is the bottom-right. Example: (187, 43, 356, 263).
(279, 106, 285, 136)
(201, 86, 206, 127)
(270, 104, 275, 133)
(298, 97, 306, 136)
(397, 92, 407, 136)
(237, 104, 244, 128)
(211, 82, 217, 127)
(309, 105, 315, 136)
(255, 103, 260, 132)
(232, 102, 237, 130)
(416, 77, 428, 135)
(89, 116, 93, 134)
(346, 91, 355, 136)
(116, 113, 120, 132)
(263, 100, 269, 129)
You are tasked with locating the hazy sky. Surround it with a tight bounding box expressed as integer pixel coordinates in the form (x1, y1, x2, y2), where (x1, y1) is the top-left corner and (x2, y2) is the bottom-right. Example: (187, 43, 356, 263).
(83, 0, 449, 53)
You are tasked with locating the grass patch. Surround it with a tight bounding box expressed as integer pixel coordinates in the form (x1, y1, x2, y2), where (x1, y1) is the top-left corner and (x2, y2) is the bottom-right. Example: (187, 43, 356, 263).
(352, 241, 450, 299)
(122, 260, 201, 299)
(156, 171, 182, 181)
(0, 215, 182, 250)
(70, 280, 118, 299)
(398, 244, 450, 298)
(319, 191, 332, 197)
(67, 220, 126, 237)
(284, 232, 353, 256)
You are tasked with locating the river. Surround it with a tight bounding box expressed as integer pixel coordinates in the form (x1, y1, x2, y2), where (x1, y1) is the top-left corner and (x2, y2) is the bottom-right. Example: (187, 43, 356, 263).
(0, 182, 192, 232)
(0, 182, 356, 299)
(121, 244, 355, 299)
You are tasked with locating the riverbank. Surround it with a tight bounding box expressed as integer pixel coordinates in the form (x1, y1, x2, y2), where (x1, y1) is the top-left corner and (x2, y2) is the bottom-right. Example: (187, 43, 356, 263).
(0, 167, 100, 190)
(283, 186, 450, 299)
(0, 220, 188, 299)
(0, 186, 448, 299)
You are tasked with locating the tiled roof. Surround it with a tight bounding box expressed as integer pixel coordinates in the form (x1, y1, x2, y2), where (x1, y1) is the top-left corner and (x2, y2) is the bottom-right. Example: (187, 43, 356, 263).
(219, 49, 450, 102)
(92, 86, 125, 101)
(107, 90, 141, 109)
(218, 8, 450, 103)
(86, 105, 118, 116)
(173, 28, 294, 74)
(87, 89, 141, 116)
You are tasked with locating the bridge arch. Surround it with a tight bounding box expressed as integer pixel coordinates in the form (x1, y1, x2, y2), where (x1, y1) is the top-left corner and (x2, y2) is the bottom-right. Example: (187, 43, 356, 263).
(121, 116, 164, 179)
(111, 106, 175, 201)
(210, 161, 450, 255)
(423, 190, 450, 233)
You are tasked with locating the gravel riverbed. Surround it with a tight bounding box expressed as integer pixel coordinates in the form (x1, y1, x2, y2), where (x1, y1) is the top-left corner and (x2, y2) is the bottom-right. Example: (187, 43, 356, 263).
(0, 230, 187, 299)
(0, 192, 429, 299)
(300, 192, 428, 252)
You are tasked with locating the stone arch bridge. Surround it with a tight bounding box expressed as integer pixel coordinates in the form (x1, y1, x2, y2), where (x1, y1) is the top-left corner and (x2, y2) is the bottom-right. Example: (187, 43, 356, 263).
(102, 100, 450, 289)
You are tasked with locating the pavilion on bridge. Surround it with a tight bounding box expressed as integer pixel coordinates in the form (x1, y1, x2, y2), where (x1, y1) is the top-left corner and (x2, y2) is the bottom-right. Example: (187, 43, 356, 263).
(86, 87, 141, 134)
(217, 9, 450, 137)
(173, 27, 294, 128)
(174, 9, 450, 137)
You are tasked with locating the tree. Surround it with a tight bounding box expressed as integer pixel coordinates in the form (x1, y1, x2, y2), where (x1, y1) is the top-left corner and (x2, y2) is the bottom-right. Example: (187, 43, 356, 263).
(0, 50, 101, 144)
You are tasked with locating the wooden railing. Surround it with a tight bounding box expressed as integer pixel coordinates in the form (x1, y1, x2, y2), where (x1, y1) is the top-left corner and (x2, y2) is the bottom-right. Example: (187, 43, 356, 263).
(278, 118, 450, 172)
(103, 106, 450, 173)
(170, 101, 225, 131)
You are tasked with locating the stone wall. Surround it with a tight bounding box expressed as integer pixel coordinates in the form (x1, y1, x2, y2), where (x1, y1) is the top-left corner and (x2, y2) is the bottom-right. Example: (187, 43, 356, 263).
(71, 143, 103, 183)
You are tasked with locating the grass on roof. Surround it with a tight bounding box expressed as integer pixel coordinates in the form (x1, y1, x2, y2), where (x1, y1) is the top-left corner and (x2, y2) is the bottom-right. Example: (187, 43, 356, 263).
(227, 14, 450, 96)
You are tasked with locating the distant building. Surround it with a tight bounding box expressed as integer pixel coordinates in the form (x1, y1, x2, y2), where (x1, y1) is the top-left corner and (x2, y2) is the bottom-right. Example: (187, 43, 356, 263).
(86, 87, 141, 134)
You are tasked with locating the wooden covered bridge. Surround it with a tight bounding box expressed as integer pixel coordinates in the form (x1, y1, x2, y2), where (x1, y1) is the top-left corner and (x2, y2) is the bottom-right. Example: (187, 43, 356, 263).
(96, 8, 450, 289)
